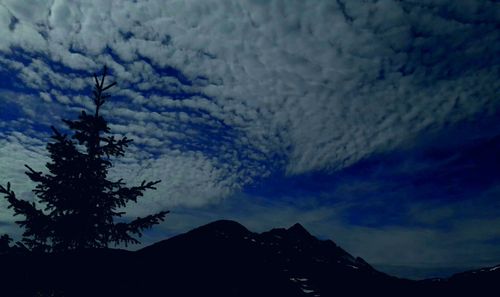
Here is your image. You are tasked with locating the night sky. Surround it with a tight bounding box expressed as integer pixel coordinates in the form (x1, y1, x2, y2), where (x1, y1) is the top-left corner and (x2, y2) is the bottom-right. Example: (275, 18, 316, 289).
(0, 0, 499, 279)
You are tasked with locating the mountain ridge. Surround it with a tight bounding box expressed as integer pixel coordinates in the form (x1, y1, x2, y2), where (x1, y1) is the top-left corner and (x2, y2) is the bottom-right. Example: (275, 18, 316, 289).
(0, 219, 498, 296)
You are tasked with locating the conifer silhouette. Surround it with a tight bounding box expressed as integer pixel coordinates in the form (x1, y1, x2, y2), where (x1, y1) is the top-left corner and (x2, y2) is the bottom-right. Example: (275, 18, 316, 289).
(0, 234, 12, 254)
(0, 66, 168, 252)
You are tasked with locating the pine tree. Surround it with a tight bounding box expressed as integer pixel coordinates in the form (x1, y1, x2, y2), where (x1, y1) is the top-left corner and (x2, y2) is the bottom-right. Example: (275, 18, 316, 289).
(0, 66, 168, 252)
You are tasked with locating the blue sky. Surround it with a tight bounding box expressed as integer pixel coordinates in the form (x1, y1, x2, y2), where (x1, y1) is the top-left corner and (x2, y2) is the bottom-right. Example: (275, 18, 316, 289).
(0, 0, 499, 279)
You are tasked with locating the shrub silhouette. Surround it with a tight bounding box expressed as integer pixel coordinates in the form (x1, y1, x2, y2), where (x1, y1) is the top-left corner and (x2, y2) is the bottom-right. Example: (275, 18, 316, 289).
(0, 66, 168, 252)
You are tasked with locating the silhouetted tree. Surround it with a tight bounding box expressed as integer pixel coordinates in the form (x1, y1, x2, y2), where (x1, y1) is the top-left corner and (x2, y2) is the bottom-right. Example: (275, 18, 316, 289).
(0, 234, 12, 254)
(0, 66, 168, 252)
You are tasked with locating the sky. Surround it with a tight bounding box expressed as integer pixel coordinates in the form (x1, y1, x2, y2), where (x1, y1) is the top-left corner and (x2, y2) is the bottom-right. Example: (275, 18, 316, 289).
(0, 0, 499, 279)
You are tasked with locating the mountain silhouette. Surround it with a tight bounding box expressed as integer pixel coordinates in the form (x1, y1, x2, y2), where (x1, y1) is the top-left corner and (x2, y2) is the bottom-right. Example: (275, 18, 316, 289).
(0, 220, 498, 296)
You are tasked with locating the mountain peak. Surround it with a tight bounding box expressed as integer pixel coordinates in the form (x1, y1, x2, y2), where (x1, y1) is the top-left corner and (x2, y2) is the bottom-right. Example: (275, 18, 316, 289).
(287, 223, 311, 237)
(196, 219, 250, 235)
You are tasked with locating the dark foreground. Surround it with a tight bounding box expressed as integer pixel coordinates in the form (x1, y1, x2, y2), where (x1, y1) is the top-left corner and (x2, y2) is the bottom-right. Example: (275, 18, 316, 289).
(1, 220, 498, 296)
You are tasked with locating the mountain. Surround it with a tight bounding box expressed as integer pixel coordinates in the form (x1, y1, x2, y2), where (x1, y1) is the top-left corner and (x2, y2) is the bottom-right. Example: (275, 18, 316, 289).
(137, 220, 406, 296)
(418, 263, 500, 296)
(0, 220, 498, 296)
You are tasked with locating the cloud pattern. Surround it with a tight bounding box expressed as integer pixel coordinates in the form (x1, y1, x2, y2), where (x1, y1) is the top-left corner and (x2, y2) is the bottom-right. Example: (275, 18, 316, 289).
(0, 0, 499, 278)
(1, 0, 498, 201)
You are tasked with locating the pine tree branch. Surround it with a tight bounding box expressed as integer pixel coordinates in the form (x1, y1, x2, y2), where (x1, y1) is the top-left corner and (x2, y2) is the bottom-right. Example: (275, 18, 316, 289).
(128, 210, 169, 233)
(24, 165, 47, 184)
(0, 183, 52, 251)
(110, 180, 162, 205)
(0, 183, 46, 221)
(102, 81, 117, 91)
(100, 135, 132, 158)
(111, 210, 169, 246)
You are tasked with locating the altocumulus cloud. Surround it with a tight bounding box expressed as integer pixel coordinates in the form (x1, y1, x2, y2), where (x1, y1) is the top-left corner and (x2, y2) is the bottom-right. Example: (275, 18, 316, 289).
(0, 0, 499, 277)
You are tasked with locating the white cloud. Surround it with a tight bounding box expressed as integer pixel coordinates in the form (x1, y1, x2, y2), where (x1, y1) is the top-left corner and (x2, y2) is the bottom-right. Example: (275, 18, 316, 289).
(0, 0, 498, 207)
(110, 149, 238, 212)
(39, 91, 52, 102)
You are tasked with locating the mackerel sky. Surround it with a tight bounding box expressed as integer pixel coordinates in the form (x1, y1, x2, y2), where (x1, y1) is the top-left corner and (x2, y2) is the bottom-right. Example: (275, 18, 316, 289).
(0, 0, 499, 279)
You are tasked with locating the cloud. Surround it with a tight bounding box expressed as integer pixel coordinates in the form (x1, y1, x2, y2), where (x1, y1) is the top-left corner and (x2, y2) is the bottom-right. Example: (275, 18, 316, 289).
(0, 0, 497, 178)
(0, 1, 498, 270)
(111, 149, 239, 211)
